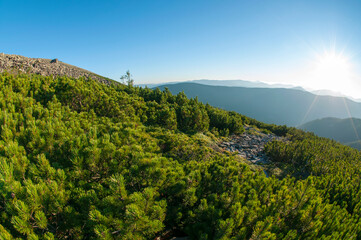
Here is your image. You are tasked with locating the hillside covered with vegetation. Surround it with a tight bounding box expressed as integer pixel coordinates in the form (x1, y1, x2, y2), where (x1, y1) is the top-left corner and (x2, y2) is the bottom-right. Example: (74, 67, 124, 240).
(299, 117, 361, 150)
(1, 72, 361, 239)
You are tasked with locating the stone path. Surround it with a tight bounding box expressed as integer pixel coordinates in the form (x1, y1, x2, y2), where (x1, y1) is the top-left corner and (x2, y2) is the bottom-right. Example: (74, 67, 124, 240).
(156, 127, 283, 240)
(218, 126, 284, 165)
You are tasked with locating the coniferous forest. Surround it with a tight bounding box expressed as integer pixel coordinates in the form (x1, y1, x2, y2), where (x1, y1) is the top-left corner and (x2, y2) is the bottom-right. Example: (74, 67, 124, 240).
(2, 72, 361, 239)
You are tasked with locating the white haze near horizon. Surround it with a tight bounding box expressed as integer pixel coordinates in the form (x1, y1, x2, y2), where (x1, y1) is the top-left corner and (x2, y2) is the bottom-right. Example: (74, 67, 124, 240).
(135, 48, 361, 100)
(137, 76, 361, 101)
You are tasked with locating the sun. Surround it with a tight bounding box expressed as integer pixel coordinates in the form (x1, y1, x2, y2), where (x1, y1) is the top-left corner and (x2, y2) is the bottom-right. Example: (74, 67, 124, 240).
(316, 52, 349, 76)
(308, 50, 354, 95)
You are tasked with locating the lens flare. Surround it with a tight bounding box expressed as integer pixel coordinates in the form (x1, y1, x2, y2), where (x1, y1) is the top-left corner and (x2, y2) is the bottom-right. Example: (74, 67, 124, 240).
(307, 49, 356, 97)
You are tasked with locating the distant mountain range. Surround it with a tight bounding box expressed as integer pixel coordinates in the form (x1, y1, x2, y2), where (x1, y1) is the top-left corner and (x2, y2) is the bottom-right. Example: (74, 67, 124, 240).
(310, 89, 361, 102)
(140, 79, 361, 102)
(299, 117, 361, 150)
(157, 82, 361, 126)
(139, 79, 303, 90)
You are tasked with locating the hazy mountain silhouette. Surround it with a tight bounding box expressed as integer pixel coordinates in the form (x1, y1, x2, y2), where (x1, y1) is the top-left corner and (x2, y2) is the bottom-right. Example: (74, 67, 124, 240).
(299, 117, 361, 149)
(158, 83, 361, 126)
(190, 79, 301, 89)
(139, 79, 303, 90)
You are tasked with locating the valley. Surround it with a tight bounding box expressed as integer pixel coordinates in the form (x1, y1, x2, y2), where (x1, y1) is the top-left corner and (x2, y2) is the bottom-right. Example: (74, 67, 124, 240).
(299, 117, 361, 149)
(158, 82, 361, 126)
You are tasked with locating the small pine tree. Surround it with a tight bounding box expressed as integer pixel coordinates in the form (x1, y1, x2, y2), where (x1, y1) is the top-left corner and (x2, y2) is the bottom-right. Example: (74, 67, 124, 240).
(120, 70, 134, 86)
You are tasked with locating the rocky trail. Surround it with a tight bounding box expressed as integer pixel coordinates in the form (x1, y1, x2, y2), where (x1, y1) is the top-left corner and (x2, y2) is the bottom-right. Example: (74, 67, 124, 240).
(157, 128, 284, 240)
(218, 126, 285, 166)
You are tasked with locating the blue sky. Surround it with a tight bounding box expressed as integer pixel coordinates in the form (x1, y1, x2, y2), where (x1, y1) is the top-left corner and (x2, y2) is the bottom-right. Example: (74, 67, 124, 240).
(1, 0, 361, 97)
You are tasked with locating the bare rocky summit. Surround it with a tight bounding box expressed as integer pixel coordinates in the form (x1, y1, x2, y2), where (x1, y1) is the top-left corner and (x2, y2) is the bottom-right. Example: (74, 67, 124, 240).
(0, 53, 115, 85)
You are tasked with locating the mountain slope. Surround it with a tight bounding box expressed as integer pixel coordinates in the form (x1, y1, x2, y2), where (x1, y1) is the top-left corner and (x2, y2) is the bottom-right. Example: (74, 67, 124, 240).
(2, 58, 361, 239)
(158, 82, 361, 126)
(299, 117, 361, 149)
(0, 53, 115, 85)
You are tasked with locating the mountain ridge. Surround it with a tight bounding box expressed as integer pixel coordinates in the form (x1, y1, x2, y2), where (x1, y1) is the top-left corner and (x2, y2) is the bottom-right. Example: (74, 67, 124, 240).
(140, 79, 361, 102)
(0, 53, 116, 85)
(158, 82, 361, 126)
(139, 79, 303, 90)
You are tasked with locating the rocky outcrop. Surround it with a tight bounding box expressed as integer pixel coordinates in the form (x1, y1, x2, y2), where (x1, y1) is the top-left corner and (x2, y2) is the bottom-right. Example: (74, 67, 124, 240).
(219, 126, 285, 165)
(0, 53, 115, 85)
